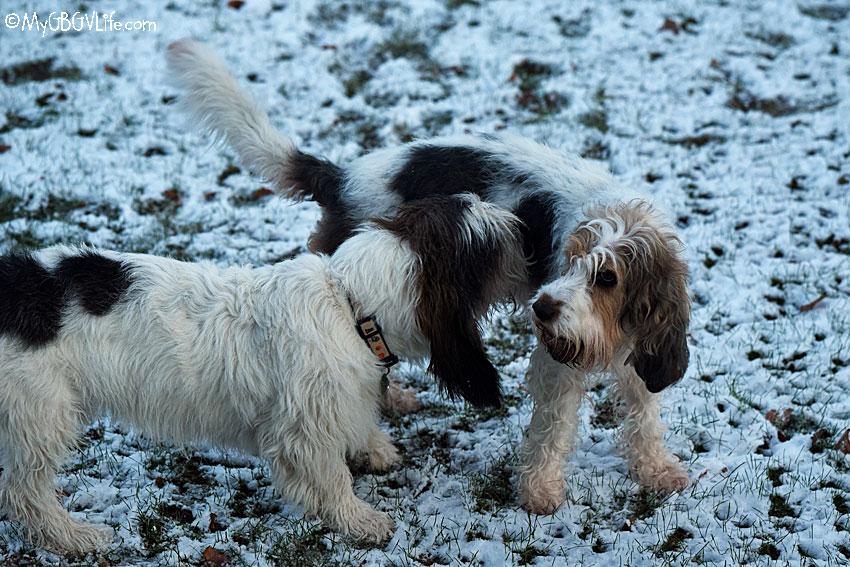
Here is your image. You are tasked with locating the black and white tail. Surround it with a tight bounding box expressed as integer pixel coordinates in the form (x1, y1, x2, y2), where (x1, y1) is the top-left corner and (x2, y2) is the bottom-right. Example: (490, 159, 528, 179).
(166, 40, 345, 207)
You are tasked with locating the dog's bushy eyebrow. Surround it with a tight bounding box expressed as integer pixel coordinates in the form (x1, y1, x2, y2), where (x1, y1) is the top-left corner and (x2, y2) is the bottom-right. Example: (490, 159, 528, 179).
(0, 250, 132, 348)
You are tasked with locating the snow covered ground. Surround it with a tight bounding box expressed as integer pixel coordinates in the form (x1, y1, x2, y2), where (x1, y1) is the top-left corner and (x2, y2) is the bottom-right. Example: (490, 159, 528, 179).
(1, 0, 849, 565)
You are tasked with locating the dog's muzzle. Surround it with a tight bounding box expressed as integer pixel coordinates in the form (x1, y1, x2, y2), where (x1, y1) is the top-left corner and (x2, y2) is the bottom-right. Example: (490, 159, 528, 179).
(538, 329, 585, 366)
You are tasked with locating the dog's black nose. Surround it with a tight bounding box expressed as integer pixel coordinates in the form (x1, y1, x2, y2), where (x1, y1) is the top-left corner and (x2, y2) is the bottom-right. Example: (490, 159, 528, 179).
(532, 298, 558, 322)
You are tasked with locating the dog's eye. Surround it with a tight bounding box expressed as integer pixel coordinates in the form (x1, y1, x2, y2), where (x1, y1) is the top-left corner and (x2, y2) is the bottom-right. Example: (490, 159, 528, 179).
(595, 270, 617, 288)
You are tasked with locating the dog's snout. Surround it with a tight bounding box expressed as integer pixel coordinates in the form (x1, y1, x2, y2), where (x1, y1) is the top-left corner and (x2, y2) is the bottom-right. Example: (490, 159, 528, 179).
(532, 297, 559, 323)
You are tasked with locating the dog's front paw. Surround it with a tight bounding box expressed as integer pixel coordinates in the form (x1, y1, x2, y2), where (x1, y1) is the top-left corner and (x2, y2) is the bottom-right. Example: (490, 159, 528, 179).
(634, 459, 690, 494)
(367, 441, 400, 473)
(344, 506, 395, 545)
(384, 380, 422, 414)
(519, 474, 565, 515)
(43, 521, 113, 555)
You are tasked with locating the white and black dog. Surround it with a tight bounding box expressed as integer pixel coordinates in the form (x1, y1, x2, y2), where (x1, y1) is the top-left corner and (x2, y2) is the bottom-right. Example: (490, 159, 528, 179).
(167, 41, 692, 515)
(0, 195, 527, 553)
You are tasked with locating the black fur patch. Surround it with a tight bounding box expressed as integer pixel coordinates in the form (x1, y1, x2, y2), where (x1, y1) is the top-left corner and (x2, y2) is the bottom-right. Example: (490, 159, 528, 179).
(0, 251, 67, 347)
(55, 251, 132, 316)
(287, 151, 354, 255)
(287, 151, 346, 209)
(514, 192, 560, 289)
(389, 146, 498, 202)
(0, 250, 132, 348)
(376, 196, 510, 408)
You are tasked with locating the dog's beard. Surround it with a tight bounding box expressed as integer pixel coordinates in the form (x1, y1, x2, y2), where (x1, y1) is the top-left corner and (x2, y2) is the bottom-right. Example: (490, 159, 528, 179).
(538, 329, 589, 367)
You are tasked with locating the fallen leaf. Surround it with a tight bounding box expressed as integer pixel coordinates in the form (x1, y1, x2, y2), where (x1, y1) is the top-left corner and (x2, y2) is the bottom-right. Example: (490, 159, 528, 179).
(162, 188, 182, 205)
(799, 293, 827, 312)
(0, 144, 11, 154)
(252, 187, 275, 200)
(104, 64, 120, 76)
(835, 429, 850, 454)
(203, 546, 231, 567)
(765, 408, 793, 428)
(660, 17, 679, 34)
(209, 513, 226, 533)
(811, 428, 831, 452)
(227, 0, 244, 8)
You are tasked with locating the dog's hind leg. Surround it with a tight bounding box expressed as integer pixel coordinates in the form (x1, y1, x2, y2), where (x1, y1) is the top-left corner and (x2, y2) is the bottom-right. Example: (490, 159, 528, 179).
(0, 371, 111, 554)
(612, 355, 690, 494)
(518, 347, 585, 515)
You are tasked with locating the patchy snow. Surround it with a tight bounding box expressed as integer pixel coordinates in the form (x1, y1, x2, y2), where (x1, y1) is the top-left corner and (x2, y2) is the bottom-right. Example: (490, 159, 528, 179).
(1, 0, 849, 565)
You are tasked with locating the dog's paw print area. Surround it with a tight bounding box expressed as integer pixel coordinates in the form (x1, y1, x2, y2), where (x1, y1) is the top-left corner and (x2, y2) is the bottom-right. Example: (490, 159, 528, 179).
(1, 0, 849, 565)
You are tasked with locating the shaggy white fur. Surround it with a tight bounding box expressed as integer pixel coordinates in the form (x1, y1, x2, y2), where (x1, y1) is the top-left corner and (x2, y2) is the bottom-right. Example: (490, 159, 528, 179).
(0, 195, 526, 554)
(166, 40, 693, 517)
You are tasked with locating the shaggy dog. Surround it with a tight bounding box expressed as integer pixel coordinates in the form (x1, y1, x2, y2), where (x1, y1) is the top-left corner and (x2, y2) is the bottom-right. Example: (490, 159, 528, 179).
(167, 40, 692, 515)
(0, 195, 527, 553)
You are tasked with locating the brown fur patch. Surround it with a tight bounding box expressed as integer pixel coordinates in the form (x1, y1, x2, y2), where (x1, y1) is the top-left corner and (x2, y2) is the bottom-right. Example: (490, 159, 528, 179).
(375, 196, 524, 408)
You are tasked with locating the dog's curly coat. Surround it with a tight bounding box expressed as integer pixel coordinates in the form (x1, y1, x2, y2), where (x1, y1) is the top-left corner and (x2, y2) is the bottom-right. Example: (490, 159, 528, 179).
(0, 195, 527, 553)
(167, 40, 692, 516)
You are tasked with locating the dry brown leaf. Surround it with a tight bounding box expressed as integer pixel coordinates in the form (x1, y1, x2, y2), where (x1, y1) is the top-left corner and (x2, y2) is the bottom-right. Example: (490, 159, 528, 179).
(252, 187, 275, 200)
(203, 546, 231, 567)
(162, 188, 182, 205)
(800, 293, 827, 312)
(835, 429, 850, 454)
(208, 512, 226, 533)
(660, 17, 680, 34)
(765, 408, 793, 428)
(811, 428, 830, 450)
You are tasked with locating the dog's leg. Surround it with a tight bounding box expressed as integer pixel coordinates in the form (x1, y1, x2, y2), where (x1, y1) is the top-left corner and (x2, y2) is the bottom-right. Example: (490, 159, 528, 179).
(613, 358, 689, 493)
(269, 449, 394, 543)
(383, 378, 422, 414)
(362, 425, 400, 473)
(0, 379, 111, 554)
(265, 424, 394, 544)
(347, 424, 400, 474)
(519, 346, 585, 515)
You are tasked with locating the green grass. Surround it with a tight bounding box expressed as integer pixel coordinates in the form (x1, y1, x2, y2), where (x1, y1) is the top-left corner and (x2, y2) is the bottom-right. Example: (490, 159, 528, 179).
(0, 58, 83, 86)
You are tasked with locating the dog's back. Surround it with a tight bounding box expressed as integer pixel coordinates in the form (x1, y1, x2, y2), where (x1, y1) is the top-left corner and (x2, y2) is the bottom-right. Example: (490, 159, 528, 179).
(0, 247, 339, 448)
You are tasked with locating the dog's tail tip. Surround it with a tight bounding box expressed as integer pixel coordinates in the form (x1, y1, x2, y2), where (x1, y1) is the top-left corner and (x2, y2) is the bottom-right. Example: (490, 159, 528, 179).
(166, 39, 198, 65)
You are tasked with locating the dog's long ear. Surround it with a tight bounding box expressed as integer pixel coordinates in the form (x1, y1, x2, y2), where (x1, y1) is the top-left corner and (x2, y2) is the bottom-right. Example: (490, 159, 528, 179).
(621, 220, 691, 393)
(426, 307, 502, 408)
(376, 195, 524, 408)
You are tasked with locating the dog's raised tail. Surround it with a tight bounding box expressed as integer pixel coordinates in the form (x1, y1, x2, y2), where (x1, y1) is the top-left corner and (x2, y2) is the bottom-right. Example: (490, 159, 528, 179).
(166, 40, 344, 206)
